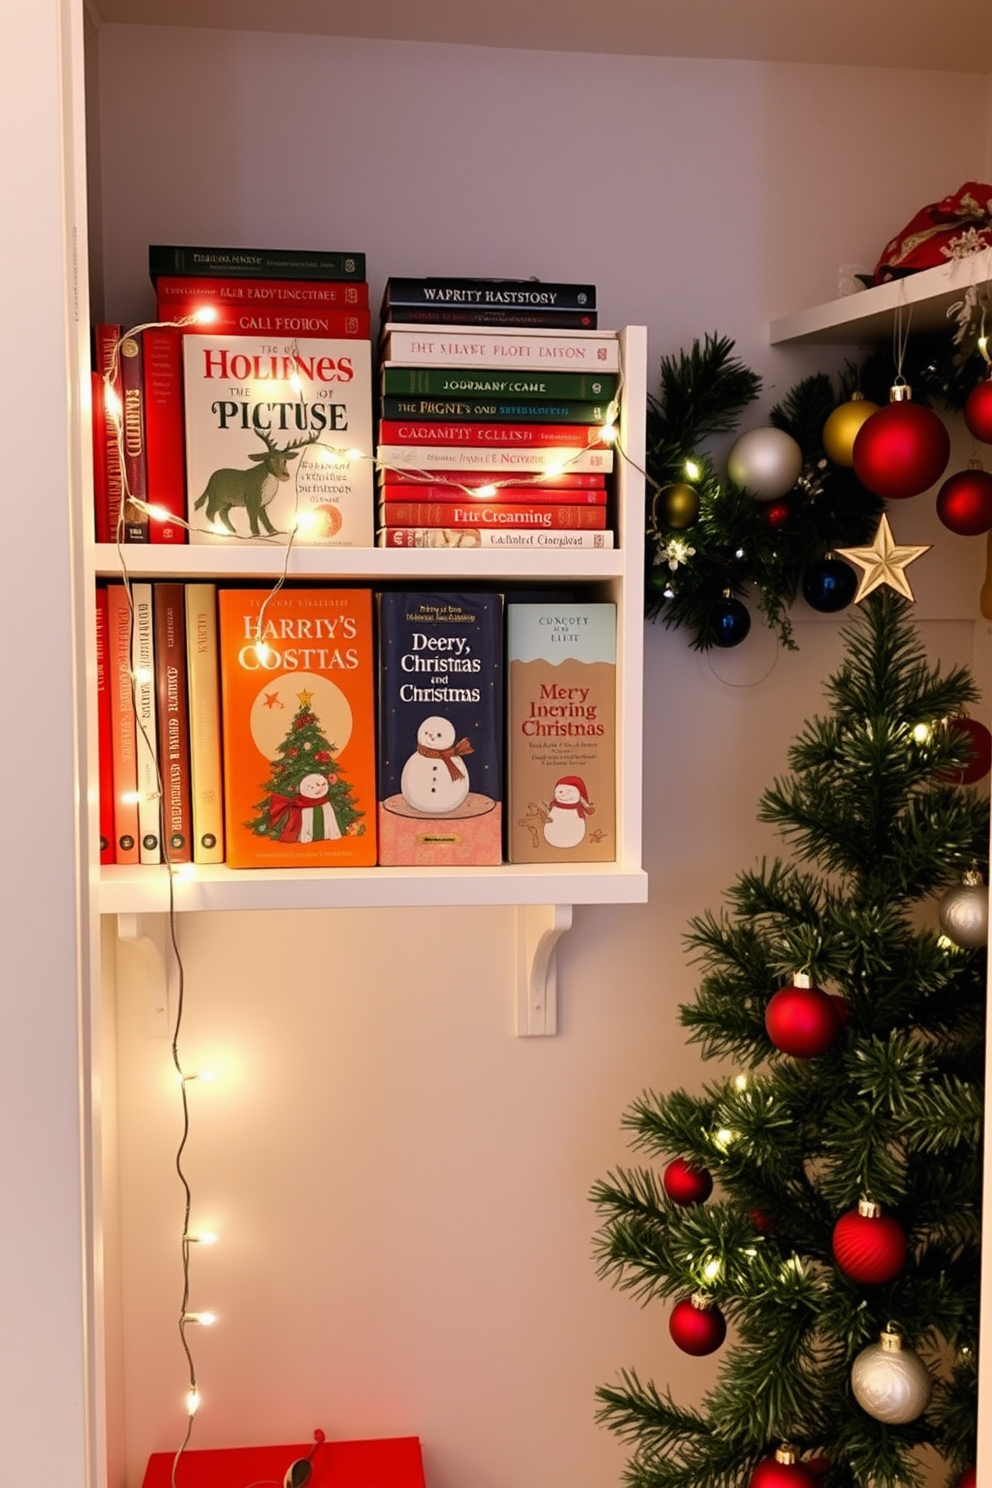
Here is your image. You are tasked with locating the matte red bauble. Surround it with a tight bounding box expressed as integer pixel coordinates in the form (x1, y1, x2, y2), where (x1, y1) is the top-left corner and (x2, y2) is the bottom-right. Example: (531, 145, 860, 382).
(964, 378, 992, 443)
(832, 1199, 907, 1284)
(749, 1446, 819, 1488)
(936, 464, 992, 535)
(765, 975, 842, 1058)
(669, 1295, 726, 1355)
(942, 716, 992, 785)
(853, 394, 951, 500)
(663, 1157, 714, 1206)
(955, 1468, 976, 1488)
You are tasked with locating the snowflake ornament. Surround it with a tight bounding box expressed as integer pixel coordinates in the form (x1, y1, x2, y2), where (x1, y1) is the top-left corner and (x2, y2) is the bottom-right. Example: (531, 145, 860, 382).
(658, 536, 696, 571)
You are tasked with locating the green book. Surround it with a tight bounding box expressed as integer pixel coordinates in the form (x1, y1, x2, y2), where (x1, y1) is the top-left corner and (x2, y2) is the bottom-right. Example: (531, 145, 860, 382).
(380, 366, 618, 400)
(149, 244, 366, 281)
(380, 395, 611, 424)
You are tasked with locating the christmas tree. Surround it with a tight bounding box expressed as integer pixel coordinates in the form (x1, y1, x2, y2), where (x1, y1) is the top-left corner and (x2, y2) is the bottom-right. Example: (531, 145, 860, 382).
(247, 689, 366, 841)
(592, 592, 988, 1488)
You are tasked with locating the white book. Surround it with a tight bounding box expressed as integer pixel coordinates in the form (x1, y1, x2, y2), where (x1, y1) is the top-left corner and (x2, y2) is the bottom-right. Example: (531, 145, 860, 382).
(380, 325, 621, 371)
(378, 528, 615, 549)
(375, 445, 613, 474)
(130, 582, 161, 864)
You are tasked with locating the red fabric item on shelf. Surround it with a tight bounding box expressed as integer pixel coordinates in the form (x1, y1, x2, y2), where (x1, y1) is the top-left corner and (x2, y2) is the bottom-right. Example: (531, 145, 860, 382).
(141, 1435, 426, 1488)
(873, 182, 992, 284)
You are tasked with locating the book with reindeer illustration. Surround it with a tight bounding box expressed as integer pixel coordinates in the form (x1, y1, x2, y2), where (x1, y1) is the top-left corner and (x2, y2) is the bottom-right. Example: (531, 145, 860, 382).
(183, 334, 374, 545)
(506, 601, 616, 863)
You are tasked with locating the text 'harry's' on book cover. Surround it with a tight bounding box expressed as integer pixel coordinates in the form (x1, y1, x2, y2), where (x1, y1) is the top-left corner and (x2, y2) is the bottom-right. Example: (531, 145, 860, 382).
(217, 588, 377, 868)
(184, 335, 373, 546)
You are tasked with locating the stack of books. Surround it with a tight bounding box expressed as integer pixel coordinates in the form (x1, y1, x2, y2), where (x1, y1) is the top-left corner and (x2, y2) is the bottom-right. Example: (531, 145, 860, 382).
(375, 277, 619, 549)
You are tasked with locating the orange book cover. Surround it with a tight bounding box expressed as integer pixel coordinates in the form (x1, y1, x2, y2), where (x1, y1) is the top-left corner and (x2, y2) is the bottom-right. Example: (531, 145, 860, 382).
(218, 588, 377, 868)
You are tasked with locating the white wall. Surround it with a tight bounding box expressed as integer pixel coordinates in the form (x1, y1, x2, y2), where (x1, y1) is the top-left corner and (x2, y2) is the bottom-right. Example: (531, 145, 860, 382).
(93, 25, 992, 1488)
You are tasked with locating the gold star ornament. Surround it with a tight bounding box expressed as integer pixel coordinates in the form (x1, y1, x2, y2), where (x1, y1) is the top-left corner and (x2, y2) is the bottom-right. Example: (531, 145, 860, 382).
(835, 514, 931, 604)
(297, 688, 314, 707)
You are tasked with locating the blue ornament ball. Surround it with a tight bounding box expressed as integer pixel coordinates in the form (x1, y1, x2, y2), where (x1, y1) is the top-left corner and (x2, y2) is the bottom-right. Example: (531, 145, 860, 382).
(712, 596, 751, 647)
(802, 557, 858, 613)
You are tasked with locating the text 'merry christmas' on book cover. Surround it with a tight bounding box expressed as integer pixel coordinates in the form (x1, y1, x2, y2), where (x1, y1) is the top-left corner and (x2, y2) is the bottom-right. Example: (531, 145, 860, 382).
(378, 592, 503, 866)
(507, 602, 616, 863)
(184, 335, 373, 545)
(218, 588, 377, 868)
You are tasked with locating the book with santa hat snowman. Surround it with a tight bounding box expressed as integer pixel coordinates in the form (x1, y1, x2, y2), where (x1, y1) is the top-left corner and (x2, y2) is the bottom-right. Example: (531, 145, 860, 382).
(506, 600, 616, 863)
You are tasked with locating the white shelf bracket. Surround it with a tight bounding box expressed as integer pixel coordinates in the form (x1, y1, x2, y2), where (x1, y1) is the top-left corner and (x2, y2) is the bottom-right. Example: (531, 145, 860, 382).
(514, 904, 573, 1037)
(116, 913, 173, 1037)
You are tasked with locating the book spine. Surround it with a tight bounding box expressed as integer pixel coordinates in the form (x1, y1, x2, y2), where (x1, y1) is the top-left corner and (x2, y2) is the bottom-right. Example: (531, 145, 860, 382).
(131, 583, 161, 863)
(153, 583, 193, 863)
(119, 333, 149, 542)
(379, 482, 607, 505)
(95, 588, 115, 864)
(156, 276, 368, 307)
(379, 468, 605, 489)
(381, 367, 619, 399)
(381, 327, 619, 371)
(375, 445, 613, 473)
(184, 584, 225, 863)
(149, 245, 366, 280)
(378, 420, 606, 448)
(142, 327, 186, 544)
(106, 584, 139, 864)
(379, 502, 607, 529)
(90, 371, 107, 544)
(384, 278, 596, 311)
(381, 396, 611, 424)
(382, 306, 597, 329)
(171, 302, 371, 339)
(378, 528, 615, 549)
(94, 324, 123, 543)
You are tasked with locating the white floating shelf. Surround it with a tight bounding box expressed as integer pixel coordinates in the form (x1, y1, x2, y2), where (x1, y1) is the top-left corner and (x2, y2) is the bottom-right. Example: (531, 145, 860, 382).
(770, 249, 992, 346)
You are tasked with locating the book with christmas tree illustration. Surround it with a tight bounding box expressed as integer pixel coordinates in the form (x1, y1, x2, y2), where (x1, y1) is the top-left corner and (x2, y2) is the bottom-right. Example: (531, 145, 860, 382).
(217, 587, 376, 868)
(377, 591, 503, 866)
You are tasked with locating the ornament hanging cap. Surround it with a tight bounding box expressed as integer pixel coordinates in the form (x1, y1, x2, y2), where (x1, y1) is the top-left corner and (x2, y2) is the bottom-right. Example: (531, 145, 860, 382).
(962, 867, 984, 886)
(890, 383, 912, 403)
(880, 1323, 905, 1351)
(774, 1446, 800, 1465)
(858, 1197, 882, 1219)
(689, 1291, 715, 1311)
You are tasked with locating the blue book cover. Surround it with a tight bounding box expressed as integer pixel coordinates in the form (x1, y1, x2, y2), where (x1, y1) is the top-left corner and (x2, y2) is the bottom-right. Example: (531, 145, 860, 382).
(377, 592, 503, 865)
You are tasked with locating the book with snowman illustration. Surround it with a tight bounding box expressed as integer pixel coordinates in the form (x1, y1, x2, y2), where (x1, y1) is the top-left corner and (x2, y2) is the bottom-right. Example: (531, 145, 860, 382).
(506, 601, 616, 863)
(377, 591, 503, 866)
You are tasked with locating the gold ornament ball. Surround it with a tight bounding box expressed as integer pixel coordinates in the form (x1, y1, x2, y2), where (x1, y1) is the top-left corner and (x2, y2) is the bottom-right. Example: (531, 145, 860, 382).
(658, 482, 700, 529)
(851, 1329, 932, 1424)
(823, 393, 880, 467)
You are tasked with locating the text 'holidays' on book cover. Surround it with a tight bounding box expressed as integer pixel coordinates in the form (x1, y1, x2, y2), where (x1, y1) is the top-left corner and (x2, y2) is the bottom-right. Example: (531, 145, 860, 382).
(184, 334, 373, 546)
(218, 589, 377, 868)
(506, 603, 616, 864)
(378, 593, 503, 866)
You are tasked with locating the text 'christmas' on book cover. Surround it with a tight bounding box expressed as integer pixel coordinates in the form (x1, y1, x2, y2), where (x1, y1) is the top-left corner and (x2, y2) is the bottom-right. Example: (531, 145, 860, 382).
(218, 589, 377, 868)
(506, 603, 616, 863)
(184, 335, 373, 546)
(377, 592, 503, 866)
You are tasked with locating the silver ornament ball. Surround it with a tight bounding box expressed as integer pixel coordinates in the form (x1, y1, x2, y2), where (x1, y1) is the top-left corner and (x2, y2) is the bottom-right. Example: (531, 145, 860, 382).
(727, 426, 804, 501)
(938, 872, 989, 949)
(851, 1329, 932, 1424)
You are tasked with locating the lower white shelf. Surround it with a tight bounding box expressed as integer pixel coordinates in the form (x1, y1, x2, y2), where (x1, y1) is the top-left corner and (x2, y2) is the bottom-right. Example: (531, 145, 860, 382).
(97, 861, 649, 914)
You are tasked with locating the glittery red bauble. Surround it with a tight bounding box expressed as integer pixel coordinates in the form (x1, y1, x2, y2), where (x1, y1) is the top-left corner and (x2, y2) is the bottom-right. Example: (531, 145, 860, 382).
(853, 401, 951, 499)
(964, 379, 992, 442)
(749, 1457, 819, 1488)
(663, 1157, 713, 1206)
(955, 1468, 976, 1488)
(668, 1297, 726, 1355)
(941, 716, 992, 785)
(936, 467, 992, 535)
(765, 982, 842, 1058)
(832, 1206, 907, 1284)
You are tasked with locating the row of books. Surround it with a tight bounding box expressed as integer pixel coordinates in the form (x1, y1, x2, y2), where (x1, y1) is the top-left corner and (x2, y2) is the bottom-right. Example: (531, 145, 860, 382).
(90, 247, 621, 549)
(97, 584, 616, 871)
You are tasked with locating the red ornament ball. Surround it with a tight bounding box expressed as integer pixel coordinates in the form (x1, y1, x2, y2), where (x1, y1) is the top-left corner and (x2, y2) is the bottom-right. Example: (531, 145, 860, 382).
(668, 1296, 726, 1355)
(853, 400, 951, 499)
(942, 716, 992, 785)
(749, 1454, 819, 1488)
(964, 378, 992, 443)
(936, 466, 992, 535)
(663, 1157, 713, 1206)
(765, 980, 842, 1058)
(832, 1203, 907, 1284)
(805, 1459, 830, 1478)
(955, 1469, 976, 1488)
(764, 499, 792, 529)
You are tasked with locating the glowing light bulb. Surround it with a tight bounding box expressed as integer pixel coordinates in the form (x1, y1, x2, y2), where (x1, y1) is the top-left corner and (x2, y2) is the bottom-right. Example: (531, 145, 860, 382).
(475, 484, 498, 498)
(599, 422, 618, 443)
(345, 448, 364, 462)
(702, 1258, 723, 1282)
(210, 521, 229, 535)
(293, 511, 319, 534)
(121, 790, 142, 806)
(104, 385, 122, 418)
(733, 1074, 748, 1091)
(289, 370, 304, 394)
(911, 722, 932, 743)
(179, 1069, 216, 1085)
(146, 504, 172, 524)
(543, 461, 566, 478)
(184, 1231, 218, 1246)
(713, 1128, 735, 1152)
(133, 666, 153, 686)
(183, 1311, 218, 1326)
(685, 459, 701, 481)
(186, 1387, 201, 1416)
(254, 642, 272, 664)
(319, 447, 343, 466)
(193, 305, 218, 325)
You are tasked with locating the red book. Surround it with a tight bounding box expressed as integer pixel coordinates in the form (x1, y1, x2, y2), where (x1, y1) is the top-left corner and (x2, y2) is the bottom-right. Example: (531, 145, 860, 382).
(95, 588, 115, 864)
(380, 468, 605, 489)
(90, 371, 106, 543)
(377, 419, 607, 448)
(156, 275, 369, 308)
(379, 501, 607, 529)
(93, 323, 123, 543)
(106, 583, 139, 864)
(163, 299, 371, 339)
(142, 326, 186, 544)
(379, 481, 607, 505)
(118, 331, 149, 542)
(153, 583, 193, 863)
